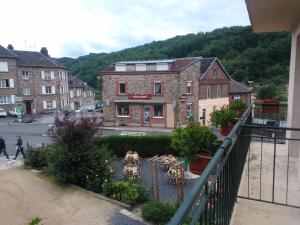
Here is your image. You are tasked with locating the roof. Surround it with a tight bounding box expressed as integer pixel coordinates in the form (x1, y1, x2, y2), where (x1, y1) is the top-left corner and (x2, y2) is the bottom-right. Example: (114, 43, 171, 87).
(68, 76, 93, 90)
(199, 57, 216, 74)
(0, 45, 18, 58)
(101, 57, 201, 75)
(229, 79, 252, 94)
(12, 50, 65, 68)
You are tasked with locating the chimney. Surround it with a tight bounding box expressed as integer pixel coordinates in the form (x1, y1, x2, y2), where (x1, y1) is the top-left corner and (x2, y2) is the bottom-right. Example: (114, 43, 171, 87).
(7, 44, 14, 51)
(40, 47, 49, 57)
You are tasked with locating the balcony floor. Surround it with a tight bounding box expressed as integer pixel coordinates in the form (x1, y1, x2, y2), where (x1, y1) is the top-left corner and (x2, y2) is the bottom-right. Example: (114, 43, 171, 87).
(231, 141, 300, 225)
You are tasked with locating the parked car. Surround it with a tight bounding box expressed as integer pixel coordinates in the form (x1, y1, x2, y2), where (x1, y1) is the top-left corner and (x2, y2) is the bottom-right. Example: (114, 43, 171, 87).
(0, 108, 7, 117)
(8, 108, 17, 117)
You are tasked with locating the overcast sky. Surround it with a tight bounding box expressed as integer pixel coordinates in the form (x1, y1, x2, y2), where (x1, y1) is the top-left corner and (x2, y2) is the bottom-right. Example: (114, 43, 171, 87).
(0, 0, 250, 58)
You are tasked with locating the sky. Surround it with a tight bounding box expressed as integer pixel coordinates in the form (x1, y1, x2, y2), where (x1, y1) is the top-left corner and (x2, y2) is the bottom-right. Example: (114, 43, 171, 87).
(0, 0, 250, 58)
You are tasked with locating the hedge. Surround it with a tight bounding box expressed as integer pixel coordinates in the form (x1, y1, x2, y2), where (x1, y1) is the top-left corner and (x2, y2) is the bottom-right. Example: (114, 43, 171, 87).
(93, 135, 178, 158)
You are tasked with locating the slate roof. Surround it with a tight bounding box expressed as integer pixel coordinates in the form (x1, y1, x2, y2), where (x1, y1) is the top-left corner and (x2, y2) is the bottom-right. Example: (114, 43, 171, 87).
(199, 57, 216, 74)
(229, 79, 252, 94)
(0, 45, 18, 58)
(68, 76, 93, 90)
(12, 50, 65, 68)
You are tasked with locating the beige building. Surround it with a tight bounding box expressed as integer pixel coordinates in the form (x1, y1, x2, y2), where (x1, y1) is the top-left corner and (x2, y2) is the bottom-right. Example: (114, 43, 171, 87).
(68, 75, 95, 111)
(0, 44, 69, 114)
(101, 57, 249, 128)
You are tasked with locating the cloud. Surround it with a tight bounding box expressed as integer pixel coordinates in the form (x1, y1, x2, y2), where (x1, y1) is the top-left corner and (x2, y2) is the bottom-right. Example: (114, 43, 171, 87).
(0, 0, 250, 58)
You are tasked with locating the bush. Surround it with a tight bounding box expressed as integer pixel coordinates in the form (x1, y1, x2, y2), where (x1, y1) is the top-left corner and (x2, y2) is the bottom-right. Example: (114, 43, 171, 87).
(172, 124, 219, 162)
(46, 116, 114, 193)
(210, 107, 237, 127)
(93, 135, 176, 158)
(142, 201, 178, 225)
(105, 179, 149, 205)
(229, 99, 247, 111)
(25, 148, 52, 170)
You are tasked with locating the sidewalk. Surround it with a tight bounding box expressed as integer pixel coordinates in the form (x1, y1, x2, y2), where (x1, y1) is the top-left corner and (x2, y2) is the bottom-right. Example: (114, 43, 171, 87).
(0, 156, 23, 171)
(101, 126, 174, 133)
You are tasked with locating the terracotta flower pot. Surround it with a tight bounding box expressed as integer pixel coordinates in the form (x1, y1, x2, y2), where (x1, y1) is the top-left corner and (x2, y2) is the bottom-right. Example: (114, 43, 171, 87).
(190, 154, 212, 175)
(236, 109, 245, 117)
(220, 124, 234, 136)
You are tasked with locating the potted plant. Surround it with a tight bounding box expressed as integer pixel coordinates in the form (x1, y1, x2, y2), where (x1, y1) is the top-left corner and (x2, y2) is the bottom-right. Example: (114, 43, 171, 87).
(210, 107, 237, 136)
(229, 99, 247, 117)
(172, 123, 220, 175)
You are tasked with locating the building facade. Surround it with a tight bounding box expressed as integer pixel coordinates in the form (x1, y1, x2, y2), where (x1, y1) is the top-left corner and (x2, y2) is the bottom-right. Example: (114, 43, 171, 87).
(0, 45, 69, 114)
(68, 75, 95, 110)
(101, 57, 249, 128)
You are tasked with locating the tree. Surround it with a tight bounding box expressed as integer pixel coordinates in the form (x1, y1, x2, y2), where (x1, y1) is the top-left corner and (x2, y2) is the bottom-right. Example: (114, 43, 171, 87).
(256, 84, 278, 100)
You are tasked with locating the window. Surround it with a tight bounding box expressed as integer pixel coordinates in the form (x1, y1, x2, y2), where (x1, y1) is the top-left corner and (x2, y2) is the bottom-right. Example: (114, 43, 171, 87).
(70, 90, 74, 98)
(23, 87, 31, 95)
(46, 100, 53, 109)
(154, 81, 162, 95)
(187, 103, 192, 116)
(0, 62, 8, 72)
(234, 95, 241, 100)
(22, 71, 29, 80)
(119, 81, 126, 95)
(0, 96, 11, 104)
(45, 86, 52, 94)
(217, 85, 221, 98)
(0, 79, 9, 88)
(153, 104, 164, 117)
(44, 71, 51, 79)
(206, 85, 211, 99)
(117, 103, 129, 116)
(187, 81, 192, 94)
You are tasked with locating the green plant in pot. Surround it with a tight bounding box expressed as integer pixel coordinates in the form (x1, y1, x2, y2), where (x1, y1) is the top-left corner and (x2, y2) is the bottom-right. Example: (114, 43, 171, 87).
(210, 106, 237, 136)
(229, 99, 247, 117)
(172, 123, 220, 175)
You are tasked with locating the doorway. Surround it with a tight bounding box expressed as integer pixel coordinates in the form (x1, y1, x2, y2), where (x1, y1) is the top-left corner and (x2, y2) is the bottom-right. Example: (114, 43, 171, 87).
(143, 105, 150, 125)
(25, 101, 32, 114)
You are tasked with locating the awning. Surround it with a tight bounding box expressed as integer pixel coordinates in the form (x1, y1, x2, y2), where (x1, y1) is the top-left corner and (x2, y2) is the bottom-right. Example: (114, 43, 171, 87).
(114, 100, 165, 104)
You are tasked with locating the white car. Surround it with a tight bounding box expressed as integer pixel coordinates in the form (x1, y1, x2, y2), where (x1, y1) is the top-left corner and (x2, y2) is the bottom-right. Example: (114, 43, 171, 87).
(0, 108, 7, 117)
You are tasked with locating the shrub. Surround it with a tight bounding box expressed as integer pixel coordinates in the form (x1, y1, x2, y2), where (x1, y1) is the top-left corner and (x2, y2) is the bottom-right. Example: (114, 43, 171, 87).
(105, 179, 149, 205)
(46, 116, 114, 193)
(172, 124, 219, 162)
(29, 217, 42, 225)
(229, 99, 247, 111)
(210, 107, 237, 127)
(93, 135, 176, 158)
(142, 201, 178, 225)
(25, 148, 52, 170)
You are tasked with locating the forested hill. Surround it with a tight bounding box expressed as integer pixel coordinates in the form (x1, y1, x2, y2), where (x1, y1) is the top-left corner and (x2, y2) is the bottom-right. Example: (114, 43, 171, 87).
(58, 26, 291, 89)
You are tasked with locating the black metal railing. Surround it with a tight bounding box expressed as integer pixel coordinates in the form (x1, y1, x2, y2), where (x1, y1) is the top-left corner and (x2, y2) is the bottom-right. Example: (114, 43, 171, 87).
(168, 106, 252, 225)
(238, 124, 300, 209)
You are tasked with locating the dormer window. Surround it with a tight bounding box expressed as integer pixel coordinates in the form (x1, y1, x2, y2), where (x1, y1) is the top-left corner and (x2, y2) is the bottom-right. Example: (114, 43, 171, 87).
(156, 63, 168, 71)
(136, 64, 146, 71)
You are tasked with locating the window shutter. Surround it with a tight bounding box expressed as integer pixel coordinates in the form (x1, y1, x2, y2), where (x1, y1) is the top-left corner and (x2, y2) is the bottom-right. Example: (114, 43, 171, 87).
(52, 86, 56, 94)
(41, 71, 45, 79)
(51, 71, 55, 79)
(42, 86, 46, 94)
(53, 100, 56, 108)
(11, 95, 15, 104)
(9, 79, 14, 88)
(43, 101, 47, 109)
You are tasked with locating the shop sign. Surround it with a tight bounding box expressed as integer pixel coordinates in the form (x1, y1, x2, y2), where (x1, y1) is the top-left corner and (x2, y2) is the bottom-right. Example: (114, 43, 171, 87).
(180, 94, 187, 103)
(128, 93, 152, 100)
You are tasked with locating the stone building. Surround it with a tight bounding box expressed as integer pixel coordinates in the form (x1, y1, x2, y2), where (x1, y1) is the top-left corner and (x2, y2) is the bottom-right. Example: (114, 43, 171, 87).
(0, 44, 69, 114)
(101, 57, 250, 128)
(68, 75, 95, 110)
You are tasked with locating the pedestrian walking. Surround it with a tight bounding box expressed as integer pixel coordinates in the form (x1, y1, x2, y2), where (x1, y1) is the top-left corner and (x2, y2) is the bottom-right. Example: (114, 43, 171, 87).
(14, 135, 26, 159)
(0, 136, 9, 160)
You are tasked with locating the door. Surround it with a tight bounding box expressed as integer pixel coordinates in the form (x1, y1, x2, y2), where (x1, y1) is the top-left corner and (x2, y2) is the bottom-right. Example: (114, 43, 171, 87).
(25, 101, 32, 114)
(143, 105, 150, 124)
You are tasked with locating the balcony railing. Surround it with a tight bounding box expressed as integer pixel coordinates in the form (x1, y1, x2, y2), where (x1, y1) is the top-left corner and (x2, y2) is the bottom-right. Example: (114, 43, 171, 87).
(168, 106, 252, 225)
